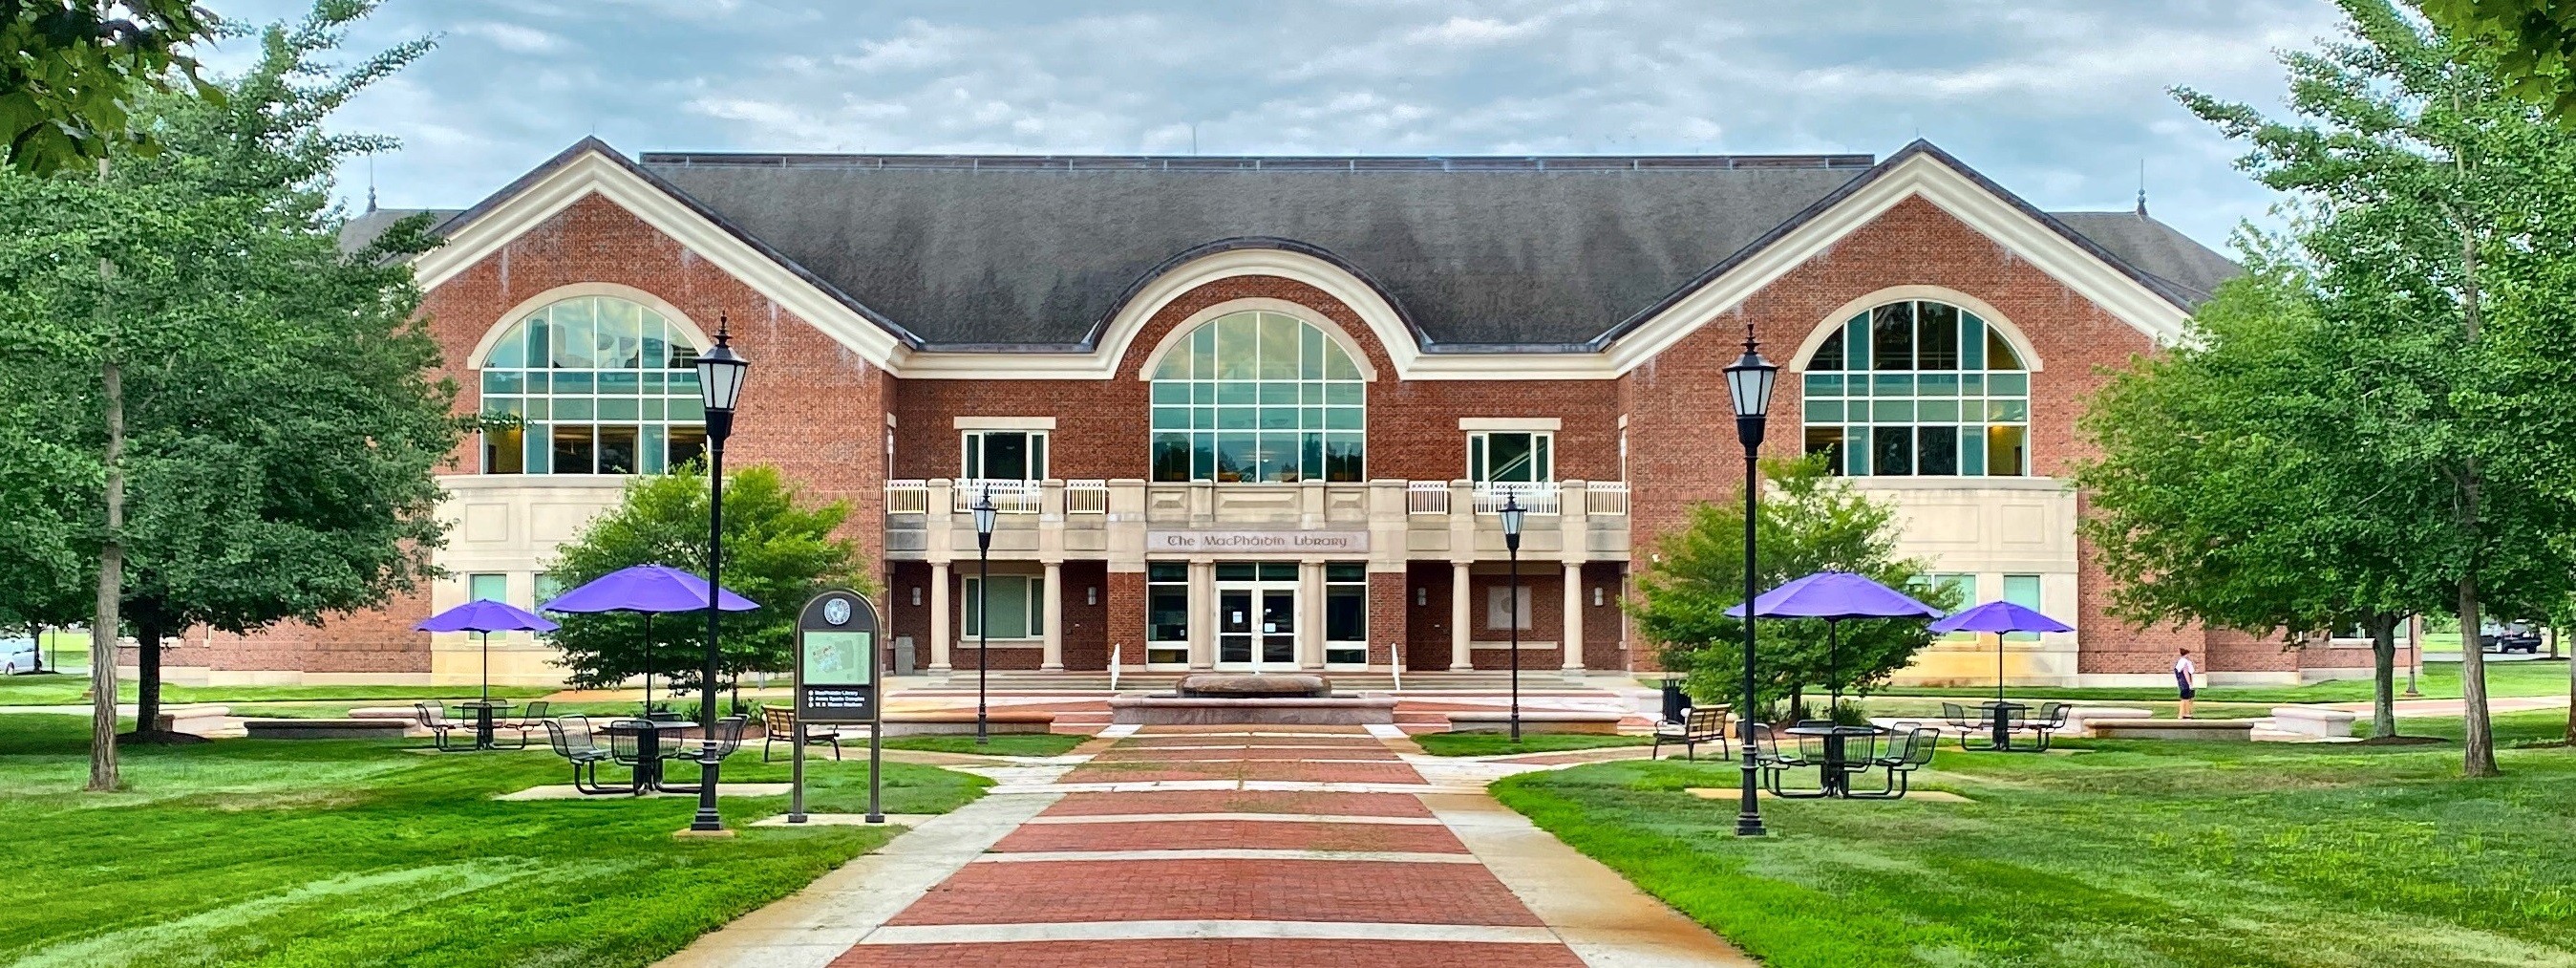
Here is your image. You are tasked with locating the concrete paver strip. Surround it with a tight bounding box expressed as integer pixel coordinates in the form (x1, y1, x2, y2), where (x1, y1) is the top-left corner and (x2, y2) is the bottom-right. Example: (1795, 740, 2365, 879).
(1425, 793, 1759, 967)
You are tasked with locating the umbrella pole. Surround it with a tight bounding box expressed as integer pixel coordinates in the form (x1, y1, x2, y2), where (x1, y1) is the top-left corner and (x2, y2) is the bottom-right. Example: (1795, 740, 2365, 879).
(1827, 620, 1840, 714)
(1996, 632, 2006, 705)
(480, 631, 490, 703)
(644, 613, 654, 716)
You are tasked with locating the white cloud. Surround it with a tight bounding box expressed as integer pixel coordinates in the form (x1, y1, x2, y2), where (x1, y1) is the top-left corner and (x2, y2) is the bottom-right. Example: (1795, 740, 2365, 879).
(199, 0, 2348, 247)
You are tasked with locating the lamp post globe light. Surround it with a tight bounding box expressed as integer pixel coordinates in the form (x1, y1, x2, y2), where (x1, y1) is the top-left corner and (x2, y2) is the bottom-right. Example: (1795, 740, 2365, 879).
(1498, 491, 1526, 743)
(690, 316, 749, 834)
(1722, 332, 1778, 839)
(971, 485, 998, 745)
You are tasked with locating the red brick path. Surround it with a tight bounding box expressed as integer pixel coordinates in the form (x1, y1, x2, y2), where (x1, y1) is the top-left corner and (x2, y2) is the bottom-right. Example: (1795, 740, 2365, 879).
(830, 726, 1587, 966)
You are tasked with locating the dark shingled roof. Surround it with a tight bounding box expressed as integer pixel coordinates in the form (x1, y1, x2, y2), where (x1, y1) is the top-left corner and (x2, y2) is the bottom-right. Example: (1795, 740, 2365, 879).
(636, 153, 1878, 349)
(391, 140, 2238, 351)
(2048, 210, 2242, 306)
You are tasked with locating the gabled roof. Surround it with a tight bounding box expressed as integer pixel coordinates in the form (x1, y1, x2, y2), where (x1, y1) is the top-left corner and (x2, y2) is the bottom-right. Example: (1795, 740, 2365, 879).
(394, 138, 2237, 372)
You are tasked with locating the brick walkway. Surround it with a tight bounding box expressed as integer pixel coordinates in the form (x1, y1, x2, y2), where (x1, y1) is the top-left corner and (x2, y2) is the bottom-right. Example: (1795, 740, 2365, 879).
(663, 724, 1750, 968)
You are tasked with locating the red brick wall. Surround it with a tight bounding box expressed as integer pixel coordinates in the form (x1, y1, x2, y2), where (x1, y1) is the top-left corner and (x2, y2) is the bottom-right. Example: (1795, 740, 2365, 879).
(1619, 195, 2197, 674)
(156, 587, 435, 674)
(1107, 570, 1146, 667)
(1367, 571, 1406, 667)
(1580, 562, 1628, 670)
(892, 276, 1618, 484)
(1060, 561, 1110, 671)
(1466, 570, 1563, 671)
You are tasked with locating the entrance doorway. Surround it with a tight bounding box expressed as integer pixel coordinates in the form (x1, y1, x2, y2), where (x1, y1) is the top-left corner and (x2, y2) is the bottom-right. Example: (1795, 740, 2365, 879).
(1217, 562, 1297, 670)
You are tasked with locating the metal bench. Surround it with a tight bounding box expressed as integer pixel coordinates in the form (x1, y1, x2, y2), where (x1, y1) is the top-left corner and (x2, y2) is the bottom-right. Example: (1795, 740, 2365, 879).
(1652, 706, 1731, 761)
(761, 704, 849, 762)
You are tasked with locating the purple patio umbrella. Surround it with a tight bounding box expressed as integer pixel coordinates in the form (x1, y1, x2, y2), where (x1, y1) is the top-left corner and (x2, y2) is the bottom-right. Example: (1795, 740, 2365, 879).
(1727, 570, 1941, 709)
(543, 565, 758, 716)
(1929, 600, 2075, 704)
(415, 599, 559, 702)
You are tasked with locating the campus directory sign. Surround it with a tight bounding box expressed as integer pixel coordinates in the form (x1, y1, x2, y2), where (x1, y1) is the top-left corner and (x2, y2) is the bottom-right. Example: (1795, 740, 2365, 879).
(791, 589, 882, 823)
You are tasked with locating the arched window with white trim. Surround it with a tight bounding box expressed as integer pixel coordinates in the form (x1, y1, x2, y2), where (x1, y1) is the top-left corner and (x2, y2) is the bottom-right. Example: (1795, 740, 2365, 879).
(477, 295, 707, 475)
(1148, 310, 1366, 483)
(1801, 299, 2030, 476)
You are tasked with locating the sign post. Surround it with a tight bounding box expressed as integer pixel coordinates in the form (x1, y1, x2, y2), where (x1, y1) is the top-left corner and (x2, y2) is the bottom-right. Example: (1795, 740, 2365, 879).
(794, 589, 883, 824)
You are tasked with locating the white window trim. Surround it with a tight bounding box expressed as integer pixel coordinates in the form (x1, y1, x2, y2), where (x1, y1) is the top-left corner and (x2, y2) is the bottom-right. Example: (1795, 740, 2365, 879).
(961, 429, 1050, 482)
(961, 574, 1046, 640)
(1468, 430, 1555, 484)
(1458, 417, 1562, 431)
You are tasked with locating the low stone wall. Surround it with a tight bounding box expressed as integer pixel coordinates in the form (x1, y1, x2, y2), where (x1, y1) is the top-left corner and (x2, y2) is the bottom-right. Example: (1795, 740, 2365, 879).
(243, 719, 414, 741)
(1446, 711, 1622, 735)
(879, 712, 1056, 736)
(2086, 719, 2255, 742)
(1109, 695, 1396, 725)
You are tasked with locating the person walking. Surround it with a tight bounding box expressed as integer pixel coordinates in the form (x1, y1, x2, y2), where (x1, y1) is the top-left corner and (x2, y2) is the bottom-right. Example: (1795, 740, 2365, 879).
(2174, 648, 2198, 720)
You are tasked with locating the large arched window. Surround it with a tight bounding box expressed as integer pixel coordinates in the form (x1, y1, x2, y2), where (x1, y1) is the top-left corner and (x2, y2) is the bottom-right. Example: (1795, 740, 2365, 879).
(1148, 310, 1366, 483)
(1800, 299, 2030, 477)
(477, 295, 706, 475)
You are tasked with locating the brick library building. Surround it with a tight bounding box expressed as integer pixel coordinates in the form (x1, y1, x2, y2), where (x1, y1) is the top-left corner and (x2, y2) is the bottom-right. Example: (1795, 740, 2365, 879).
(164, 137, 2380, 689)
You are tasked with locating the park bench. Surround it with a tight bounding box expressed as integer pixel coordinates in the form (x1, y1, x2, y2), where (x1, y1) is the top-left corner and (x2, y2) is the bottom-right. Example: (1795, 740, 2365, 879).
(1447, 710, 1624, 735)
(242, 718, 412, 740)
(1650, 706, 1730, 760)
(760, 704, 851, 761)
(2085, 719, 2255, 742)
(2265, 705, 2358, 740)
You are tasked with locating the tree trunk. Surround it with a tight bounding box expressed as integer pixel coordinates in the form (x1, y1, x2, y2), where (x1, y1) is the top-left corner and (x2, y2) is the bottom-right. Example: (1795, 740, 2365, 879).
(133, 620, 162, 741)
(2369, 613, 2397, 740)
(88, 356, 123, 792)
(2455, 223, 2499, 777)
(2565, 627, 2574, 745)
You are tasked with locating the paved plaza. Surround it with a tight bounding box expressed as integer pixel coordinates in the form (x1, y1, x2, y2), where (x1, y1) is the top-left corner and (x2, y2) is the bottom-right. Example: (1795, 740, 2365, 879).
(661, 722, 1750, 967)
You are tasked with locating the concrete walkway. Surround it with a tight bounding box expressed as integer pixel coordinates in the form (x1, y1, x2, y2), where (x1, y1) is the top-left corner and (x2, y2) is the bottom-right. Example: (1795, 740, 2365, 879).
(660, 724, 1750, 968)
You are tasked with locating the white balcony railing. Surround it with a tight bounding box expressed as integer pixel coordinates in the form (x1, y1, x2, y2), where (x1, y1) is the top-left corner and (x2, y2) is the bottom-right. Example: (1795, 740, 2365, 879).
(1066, 479, 1109, 514)
(1406, 481, 1451, 515)
(1584, 481, 1629, 517)
(1473, 482, 1560, 515)
(953, 479, 1044, 514)
(886, 480, 929, 514)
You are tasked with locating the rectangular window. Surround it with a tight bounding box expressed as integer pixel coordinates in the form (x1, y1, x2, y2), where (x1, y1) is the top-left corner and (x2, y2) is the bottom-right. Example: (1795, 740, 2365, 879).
(1930, 573, 1976, 639)
(1871, 425, 1912, 476)
(1468, 431, 1553, 484)
(962, 430, 1047, 482)
(535, 574, 566, 608)
(484, 427, 525, 474)
(1916, 426, 1958, 476)
(1804, 426, 1844, 473)
(596, 425, 639, 475)
(1147, 562, 1189, 665)
(962, 574, 1043, 639)
(669, 425, 708, 469)
(1485, 584, 1533, 632)
(551, 424, 595, 474)
(468, 573, 508, 605)
(2003, 574, 2043, 642)
(1152, 433, 1192, 482)
(1987, 425, 2027, 476)
(1326, 564, 1368, 665)
(1871, 302, 1914, 370)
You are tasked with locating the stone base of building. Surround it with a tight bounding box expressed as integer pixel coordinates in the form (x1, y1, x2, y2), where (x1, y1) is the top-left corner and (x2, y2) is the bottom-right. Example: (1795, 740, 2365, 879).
(1108, 694, 1397, 725)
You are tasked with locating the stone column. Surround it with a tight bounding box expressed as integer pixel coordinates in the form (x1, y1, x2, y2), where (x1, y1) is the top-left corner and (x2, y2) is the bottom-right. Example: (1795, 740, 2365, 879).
(1188, 559, 1216, 670)
(1298, 559, 1326, 669)
(928, 561, 952, 674)
(1450, 561, 1474, 671)
(1563, 563, 1587, 678)
(1040, 560, 1064, 671)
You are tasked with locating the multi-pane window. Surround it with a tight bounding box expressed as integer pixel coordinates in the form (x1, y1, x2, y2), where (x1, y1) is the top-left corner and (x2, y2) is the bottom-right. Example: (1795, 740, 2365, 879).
(479, 295, 706, 475)
(1801, 300, 2030, 477)
(1149, 311, 1366, 483)
(1468, 432, 1552, 483)
(1325, 563, 1368, 665)
(963, 574, 1044, 639)
(962, 430, 1047, 481)
(1925, 573, 1976, 640)
(2002, 574, 2043, 641)
(1146, 563, 1189, 665)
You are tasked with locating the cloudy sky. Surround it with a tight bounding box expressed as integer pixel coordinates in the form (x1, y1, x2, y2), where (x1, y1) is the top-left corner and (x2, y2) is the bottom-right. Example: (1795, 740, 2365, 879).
(201, 0, 2350, 250)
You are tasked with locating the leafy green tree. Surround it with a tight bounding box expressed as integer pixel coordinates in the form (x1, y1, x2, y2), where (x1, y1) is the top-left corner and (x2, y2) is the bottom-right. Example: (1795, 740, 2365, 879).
(1629, 455, 1954, 721)
(3, 0, 219, 174)
(2176, 0, 2576, 773)
(2422, 0, 2576, 118)
(543, 464, 873, 710)
(0, 2, 453, 772)
(2076, 259, 2452, 739)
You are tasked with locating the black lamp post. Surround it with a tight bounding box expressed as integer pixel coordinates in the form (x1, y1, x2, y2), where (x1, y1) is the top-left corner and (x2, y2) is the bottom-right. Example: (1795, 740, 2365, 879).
(1499, 491, 1526, 743)
(1723, 332, 1778, 839)
(971, 484, 998, 744)
(690, 315, 749, 834)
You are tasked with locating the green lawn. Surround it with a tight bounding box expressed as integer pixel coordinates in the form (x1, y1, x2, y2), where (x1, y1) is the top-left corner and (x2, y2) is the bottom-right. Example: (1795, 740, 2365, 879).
(1875, 657, 2568, 704)
(0, 714, 985, 966)
(0, 677, 562, 707)
(880, 733, 1090, 756)
(1410, 732, 1656, 757)
(1496, 710, 2576, 968)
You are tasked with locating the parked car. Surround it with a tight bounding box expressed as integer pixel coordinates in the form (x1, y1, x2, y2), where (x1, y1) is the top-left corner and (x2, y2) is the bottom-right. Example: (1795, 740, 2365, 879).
(2480, 621, 2544, 654)
(0, 637, 40, 675)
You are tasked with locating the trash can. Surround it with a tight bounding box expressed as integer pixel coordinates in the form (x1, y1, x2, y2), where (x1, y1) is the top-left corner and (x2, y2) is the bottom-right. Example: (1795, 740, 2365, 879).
(1660, 677, 1689, 723)
(893, 636, 916, 677)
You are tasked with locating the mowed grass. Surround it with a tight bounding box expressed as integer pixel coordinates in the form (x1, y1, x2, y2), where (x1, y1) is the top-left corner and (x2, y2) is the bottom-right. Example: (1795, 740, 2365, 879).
(0, 677, 561, 707)
(1875, 658, 2568, 703)
(1410, 731, 1655, 757)
(0, 714, 986, 967)
(1495, 710, 2576, 968)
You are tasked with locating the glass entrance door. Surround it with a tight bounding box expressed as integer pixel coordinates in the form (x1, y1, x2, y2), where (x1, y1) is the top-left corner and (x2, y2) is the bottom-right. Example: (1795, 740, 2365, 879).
(1217, 586, 1297, 669)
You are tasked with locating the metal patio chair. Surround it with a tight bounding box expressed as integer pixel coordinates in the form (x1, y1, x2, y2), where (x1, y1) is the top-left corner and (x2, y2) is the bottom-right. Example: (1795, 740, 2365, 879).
(414, 701, 470, 752)
(1751, 722, 1826, 799)
(543, 715, 623, 795)
(2027, 701, 2071, 751)
(1849, 726, 1942, 800)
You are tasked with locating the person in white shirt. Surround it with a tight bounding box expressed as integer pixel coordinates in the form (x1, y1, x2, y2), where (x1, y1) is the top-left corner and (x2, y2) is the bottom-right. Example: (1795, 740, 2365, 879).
(2173, 648, 2198, 719)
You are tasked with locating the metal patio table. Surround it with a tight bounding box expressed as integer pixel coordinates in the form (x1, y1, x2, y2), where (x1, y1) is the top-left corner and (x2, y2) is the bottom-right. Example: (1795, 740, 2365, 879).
(603, 720, 701, 793)
(1781, 722, 1886, 798)
(453, 700, 516, 750)
(1978, 700, 2032, 751)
